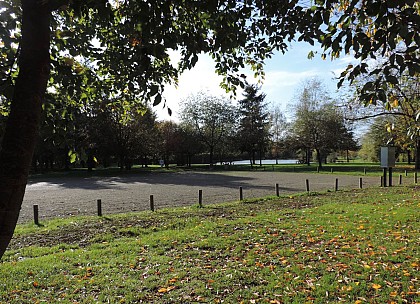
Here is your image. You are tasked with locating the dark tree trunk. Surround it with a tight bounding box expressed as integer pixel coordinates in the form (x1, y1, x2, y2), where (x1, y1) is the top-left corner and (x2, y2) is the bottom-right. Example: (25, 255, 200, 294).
(415, 138, 420, 170)
(0, 2, 51, 259)
(209, 147, 214, 166)
(315, 148, 322, 168)
(407, 150, 411, 165)
(306, 148, 310, 166)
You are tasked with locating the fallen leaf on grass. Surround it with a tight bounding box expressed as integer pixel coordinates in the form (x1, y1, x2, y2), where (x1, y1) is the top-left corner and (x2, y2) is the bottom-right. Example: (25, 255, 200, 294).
(158, 286, 176, 293)
(372, 283, 381, 290)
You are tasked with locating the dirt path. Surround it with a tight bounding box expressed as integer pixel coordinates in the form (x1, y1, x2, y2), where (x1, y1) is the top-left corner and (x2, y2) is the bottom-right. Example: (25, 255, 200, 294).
(21, 171, 381, 224)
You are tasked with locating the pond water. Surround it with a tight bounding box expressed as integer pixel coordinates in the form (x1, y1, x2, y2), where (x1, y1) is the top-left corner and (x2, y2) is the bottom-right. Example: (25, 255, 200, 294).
(219, 159, 298, 165)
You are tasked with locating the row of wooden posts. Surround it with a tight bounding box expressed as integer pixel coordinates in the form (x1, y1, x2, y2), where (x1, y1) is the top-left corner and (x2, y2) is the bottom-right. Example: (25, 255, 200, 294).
(32, 173, 418, 225)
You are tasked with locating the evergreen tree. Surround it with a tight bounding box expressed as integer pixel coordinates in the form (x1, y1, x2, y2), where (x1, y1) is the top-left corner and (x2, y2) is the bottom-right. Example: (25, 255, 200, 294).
(237, 85, 270, 165)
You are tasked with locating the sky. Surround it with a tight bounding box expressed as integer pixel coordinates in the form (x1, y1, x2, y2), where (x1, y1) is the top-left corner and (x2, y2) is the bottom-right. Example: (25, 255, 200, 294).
(158, 42, 357, 122)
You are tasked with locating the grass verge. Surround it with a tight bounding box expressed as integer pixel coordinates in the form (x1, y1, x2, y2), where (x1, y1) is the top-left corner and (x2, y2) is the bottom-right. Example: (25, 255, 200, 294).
(1, 186, 419, 303)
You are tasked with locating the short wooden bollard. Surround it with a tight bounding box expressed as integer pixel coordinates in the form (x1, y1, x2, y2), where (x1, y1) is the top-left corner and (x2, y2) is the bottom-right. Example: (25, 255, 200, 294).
(239, 187, 243, 201)
(33, 204, 39, 225)
(415, 172, 418, 184)
(405, 170, 408, 177)
(150, 195, 155, 212)
(306, 179, 310, 192)
(317, 166, 320, 173)
(380, 176, 384, 187)
(359, 177, 363, 189)
(335, 178, 339, 191)
(399, 174, 402, 185)
(275, 183, 280, 197)
(198, 190, 203, 208)
(364, 168, 366, 175)
(330, 168, 333, 173)
(97, 199, 102, 216)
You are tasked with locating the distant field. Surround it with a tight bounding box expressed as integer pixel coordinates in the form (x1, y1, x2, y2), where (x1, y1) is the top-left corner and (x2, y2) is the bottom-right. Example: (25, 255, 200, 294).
(2, 185, 419, 303)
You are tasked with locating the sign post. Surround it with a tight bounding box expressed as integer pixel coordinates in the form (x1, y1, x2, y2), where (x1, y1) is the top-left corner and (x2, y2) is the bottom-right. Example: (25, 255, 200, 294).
(381, 146, 396, 187)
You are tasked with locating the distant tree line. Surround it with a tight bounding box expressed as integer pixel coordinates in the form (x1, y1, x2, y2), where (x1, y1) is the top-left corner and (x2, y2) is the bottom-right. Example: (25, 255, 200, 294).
(0, 81, 365, 171)
(6, 78, 418, 171)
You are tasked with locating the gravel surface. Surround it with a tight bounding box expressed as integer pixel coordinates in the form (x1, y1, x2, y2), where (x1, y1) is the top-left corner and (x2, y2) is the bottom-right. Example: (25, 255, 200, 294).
(21, 171, 380, 224)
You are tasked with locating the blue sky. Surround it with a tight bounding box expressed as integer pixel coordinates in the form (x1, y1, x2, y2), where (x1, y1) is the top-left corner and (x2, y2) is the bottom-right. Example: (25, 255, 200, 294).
(159, 42, 356, 121)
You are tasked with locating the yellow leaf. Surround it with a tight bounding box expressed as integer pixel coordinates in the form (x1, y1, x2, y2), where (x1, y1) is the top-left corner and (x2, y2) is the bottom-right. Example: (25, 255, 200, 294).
(390, 291, 398, 297)
(372, 283, 382, 290)
(169, 278, 178, 283)
(167, 286, 176, 292)
(158, 287, 167, 293)
(355, 300, 363, 304)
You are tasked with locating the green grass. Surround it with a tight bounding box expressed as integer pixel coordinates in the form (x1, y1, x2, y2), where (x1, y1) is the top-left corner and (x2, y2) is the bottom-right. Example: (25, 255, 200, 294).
(1, 186, 419, 303)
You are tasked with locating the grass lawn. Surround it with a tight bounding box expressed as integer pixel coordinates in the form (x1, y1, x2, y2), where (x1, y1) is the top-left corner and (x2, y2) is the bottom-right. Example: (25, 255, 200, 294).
(1, 186, 419, 303)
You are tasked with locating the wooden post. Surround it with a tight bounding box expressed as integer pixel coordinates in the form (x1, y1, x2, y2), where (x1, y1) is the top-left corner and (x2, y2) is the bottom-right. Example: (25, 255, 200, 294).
(275, 183, 279, 197)
(359, 177, 363, 189)
(399, 174, 402, 185)
(405, 169, 408, 177)
(383, 168, 387, 187)
(150, 195, 154, 212)
(415, 172, 418, 184)
(97, 199, 102, 216)
(317, 166, 320, 173)
(364, 168, 366, 175)
(198, 189, 203, 208)
(239, 187, 243, 201)
(389, 167, 393, 187)
(330, 168, 333, 173)
(306, 179, 310, 192)
(33, 204, 39, 225)
(380, 176, 383, 187)
(335, 178, 339, 191)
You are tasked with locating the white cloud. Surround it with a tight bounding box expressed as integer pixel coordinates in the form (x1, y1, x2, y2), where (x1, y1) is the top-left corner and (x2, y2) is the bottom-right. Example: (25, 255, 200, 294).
(160, 54, 238, 121)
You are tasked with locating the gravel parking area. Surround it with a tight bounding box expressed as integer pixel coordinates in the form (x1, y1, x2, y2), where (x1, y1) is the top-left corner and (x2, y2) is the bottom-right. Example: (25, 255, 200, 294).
(20, 171, 380, 223)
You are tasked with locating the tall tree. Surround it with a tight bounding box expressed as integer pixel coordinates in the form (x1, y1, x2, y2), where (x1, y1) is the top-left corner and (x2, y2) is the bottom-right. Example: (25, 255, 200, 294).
(269, 105, 288, 164)
(180, 92, 236, 166)
(237, 85, 271, 165)
(0, 0, 418, 259)
(291, 79, 355, 168)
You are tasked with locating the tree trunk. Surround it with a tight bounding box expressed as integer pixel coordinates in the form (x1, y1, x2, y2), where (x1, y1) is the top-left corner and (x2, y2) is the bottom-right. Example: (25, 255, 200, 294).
(209, 146, 214, 167)
(415, 138, 420, 170)
(315, 148, 322, 168)
(306, 148, 310, 166)
(0, 2, 51, 259)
